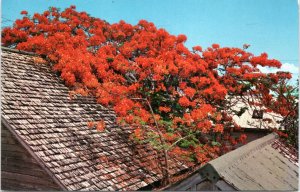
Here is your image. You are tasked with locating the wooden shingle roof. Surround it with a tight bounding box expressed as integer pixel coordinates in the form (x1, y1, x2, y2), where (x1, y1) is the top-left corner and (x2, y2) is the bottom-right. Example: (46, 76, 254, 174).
(1, 48, 187, 191)
(167, 133, 298, 191)
(206, 133, 298, 190)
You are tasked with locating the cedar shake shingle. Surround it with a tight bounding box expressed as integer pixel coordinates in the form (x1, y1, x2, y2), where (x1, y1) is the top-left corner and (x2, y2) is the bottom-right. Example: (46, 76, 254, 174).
(1, 48, 187, 191)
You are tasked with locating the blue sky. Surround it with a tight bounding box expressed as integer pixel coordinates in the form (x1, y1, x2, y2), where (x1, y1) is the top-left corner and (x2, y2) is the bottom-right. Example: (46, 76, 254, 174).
(2, 0, 299, 83)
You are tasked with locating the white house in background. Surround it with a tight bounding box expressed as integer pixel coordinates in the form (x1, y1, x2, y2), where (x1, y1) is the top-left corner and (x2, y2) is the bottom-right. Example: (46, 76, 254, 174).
(229, 96, 283, 130)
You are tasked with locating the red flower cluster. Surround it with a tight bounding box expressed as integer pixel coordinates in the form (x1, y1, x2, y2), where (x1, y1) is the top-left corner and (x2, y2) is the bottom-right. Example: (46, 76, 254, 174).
(159, 106, 171, 113)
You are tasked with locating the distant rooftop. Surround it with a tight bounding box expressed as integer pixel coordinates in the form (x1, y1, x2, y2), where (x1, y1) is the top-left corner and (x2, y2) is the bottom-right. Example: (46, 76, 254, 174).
(229, 96, 283, 130)
(168, 133, 298, 191)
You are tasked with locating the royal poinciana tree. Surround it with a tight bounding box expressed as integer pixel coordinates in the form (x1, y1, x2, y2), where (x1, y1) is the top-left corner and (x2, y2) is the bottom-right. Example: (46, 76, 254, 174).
(2, 6, 298, 185)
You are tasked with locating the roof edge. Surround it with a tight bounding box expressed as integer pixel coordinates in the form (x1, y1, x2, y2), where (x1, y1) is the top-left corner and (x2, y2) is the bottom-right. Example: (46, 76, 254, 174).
(198, 163, 239, 190)
(1, 116, 68, 190)
(163, 172, 206, 191)
(208, 132, 278, 171)
(1, 46, 39, 56)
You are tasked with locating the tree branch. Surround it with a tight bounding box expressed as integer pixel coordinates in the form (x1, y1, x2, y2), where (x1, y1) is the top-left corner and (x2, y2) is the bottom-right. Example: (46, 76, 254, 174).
(167, 133, 194, 151)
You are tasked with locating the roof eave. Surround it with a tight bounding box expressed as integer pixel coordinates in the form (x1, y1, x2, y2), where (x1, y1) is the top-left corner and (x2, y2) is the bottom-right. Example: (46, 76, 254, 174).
(1, 46, 38, 56)
(1, 116, 68, 191)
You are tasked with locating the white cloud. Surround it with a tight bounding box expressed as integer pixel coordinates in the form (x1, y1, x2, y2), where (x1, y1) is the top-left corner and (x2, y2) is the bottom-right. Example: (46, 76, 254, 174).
(258, 63, 299, 84)
(258, 63, 299, 75)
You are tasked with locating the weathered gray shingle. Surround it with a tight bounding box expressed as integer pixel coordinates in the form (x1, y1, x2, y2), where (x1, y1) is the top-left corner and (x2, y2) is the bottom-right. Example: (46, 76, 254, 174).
(1, 48, 187, 191)
(166, 133, 298, 191)
(208, 133, 298, 190)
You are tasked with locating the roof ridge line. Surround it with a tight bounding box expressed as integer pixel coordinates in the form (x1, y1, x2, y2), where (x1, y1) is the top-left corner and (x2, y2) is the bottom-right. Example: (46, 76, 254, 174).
(1, 46, 39, 56)
(208, 132, 278, 171)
